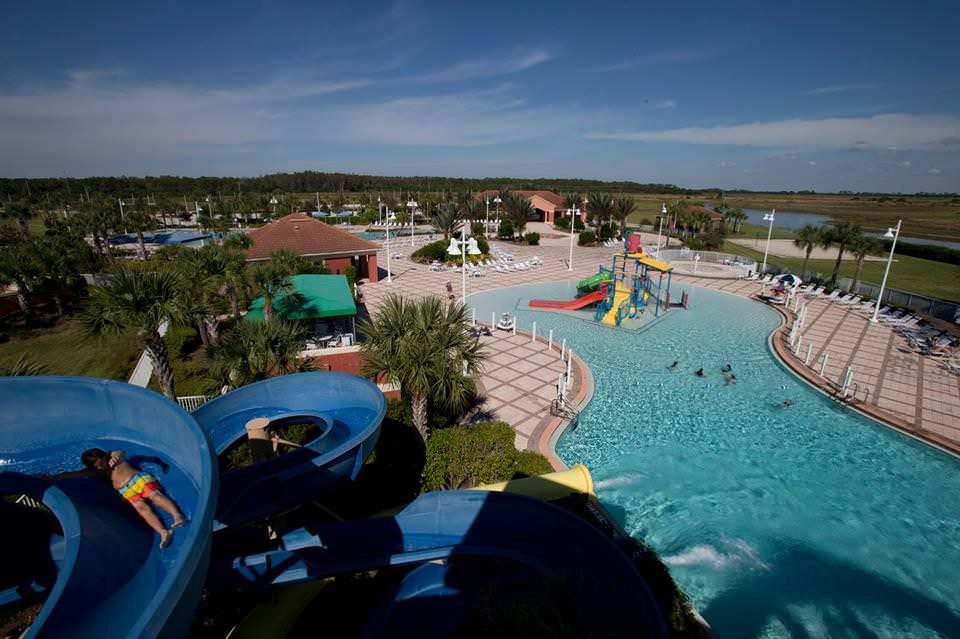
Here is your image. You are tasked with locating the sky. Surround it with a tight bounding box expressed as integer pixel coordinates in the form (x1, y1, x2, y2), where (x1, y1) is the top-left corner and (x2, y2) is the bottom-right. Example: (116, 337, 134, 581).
(0, 0, 958, 192)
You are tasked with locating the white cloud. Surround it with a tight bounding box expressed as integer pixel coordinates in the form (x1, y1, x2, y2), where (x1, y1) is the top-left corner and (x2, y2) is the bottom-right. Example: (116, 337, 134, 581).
(898, 160, 912, 167)
(407, 48, 554, 84)
(808, 160, 818, 166)
(654, 99, 677, 109)
(586, 113, 960, 152)
(805, 83, 879, 95)
(929, 168, 943, 174)
(718, 161, 737, 167)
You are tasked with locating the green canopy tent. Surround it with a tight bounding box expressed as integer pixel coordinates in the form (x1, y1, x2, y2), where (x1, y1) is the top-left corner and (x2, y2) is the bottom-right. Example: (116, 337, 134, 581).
(246, 275, 357, 335)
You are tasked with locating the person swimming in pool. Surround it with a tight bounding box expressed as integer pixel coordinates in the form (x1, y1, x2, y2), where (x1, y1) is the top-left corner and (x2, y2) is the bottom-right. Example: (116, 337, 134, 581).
(695, 368, 706, 377)
(782, 399, 793, 408)
(668, 361, 679, 370)
(82, 448, 186, 548)
(725, 373, 737, 385)
(721, 363, 732, 373)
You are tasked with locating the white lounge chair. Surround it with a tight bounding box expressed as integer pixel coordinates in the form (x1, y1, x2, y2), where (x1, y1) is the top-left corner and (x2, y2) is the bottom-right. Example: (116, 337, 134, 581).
(835, 294, 856, 304)
(805, 286, 825, 297)
(822, 290, 841, 301)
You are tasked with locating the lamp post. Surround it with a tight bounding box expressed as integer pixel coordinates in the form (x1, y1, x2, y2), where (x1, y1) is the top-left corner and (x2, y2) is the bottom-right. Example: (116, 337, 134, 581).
(656, 202, 666, 257)
(870, 219, 902, 324)
(447, 227, 481, 303)
(493, 196, 502, 223)
(385, 208, 395, 283)
(407, 199, 417, 246)
(761, 209, 776, 273)
(269, 196, 278, 217)
(484, 197, 489, 237)
(566, 206, 581, 271)
(117, 198, 127, 233)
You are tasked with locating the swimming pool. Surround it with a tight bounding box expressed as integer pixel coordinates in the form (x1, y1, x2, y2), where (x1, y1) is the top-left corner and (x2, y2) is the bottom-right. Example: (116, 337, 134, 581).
(468, 281, 960, 638)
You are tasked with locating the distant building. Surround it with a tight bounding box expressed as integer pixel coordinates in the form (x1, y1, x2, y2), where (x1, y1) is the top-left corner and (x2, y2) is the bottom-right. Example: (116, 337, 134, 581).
(656, 205, 725, 233)
(476, 190, 567, 224)
(245, 213, 380, 282)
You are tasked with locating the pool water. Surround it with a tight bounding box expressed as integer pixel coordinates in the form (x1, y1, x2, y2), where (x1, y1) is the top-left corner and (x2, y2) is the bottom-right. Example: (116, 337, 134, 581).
(468, 281, 960, 638)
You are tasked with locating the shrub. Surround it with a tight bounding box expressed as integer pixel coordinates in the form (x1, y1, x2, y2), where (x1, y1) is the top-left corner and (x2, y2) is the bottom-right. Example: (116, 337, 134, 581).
(411, 240, 449, 263)
(475, 236, 490, 255)
(578, 231, 597, 246)
(471, 222, 486, 237)
(553, 216, 569, 230)
(164, 326, 199, 360)
(598, 222, 617, 240)
(574, 217, 585, 231)
(343, 264, 357, 290)
(700, 231, 724, 250)
(524, 232, 540, 246)
(639, 217, 653, 226)
(422, 421, 553, 491)
(497, 219, 515, 239)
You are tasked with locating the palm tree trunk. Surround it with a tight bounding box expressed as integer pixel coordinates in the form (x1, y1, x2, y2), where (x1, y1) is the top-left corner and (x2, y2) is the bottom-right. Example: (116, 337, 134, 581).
(801, 247, 813, 279)
(830, 244, 845, 286)
(52, 290, 65, 317)
(136, 230, 147, 260)
(411, 393, 429, 441)
(227, 286, 240, 320)
(196, 317, 211, 349)
(17, 217, 29, 239)
(264, 293, 274, 322)
(619, 217, 627, 238)
(92, 233, 104, 256)
(145, 333, 176, 399)
(15, 286, 34, 324)
(850, 256, 866, 293)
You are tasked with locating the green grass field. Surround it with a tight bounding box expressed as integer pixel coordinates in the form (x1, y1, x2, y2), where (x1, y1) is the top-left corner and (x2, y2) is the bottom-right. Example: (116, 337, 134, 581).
(0, 319, 142, 380)
(720, 240, 960, 302)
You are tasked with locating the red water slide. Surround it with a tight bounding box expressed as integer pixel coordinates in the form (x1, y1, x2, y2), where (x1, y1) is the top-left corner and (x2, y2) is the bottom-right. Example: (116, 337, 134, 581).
(529, 289, 606, 309)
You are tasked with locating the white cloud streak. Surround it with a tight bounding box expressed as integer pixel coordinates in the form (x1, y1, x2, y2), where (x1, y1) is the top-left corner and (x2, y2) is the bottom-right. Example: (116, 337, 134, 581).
(805, 83, 880, 95)
(405, 48, 555, 84)
(586, 113, 960, 152)
(597, 48, 715, 72)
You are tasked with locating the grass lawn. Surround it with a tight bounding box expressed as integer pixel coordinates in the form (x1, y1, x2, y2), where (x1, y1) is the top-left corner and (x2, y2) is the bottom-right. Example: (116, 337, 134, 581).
(0, 319, 142, 380)
(721, 240, 960, 302)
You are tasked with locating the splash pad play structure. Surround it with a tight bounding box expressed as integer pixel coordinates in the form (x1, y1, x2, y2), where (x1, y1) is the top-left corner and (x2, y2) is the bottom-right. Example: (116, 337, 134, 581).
(0, 373, 670, 638)
(529, 233, 687, 326)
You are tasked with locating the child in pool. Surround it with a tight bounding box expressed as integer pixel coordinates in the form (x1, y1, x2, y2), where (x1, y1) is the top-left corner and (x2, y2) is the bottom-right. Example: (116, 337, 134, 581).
(81, 448, 186, 548)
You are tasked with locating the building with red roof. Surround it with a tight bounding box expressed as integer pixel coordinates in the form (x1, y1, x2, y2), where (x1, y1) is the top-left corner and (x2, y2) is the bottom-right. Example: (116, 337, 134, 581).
(245, 213, 380, 282)
(476, 189, 567, 224)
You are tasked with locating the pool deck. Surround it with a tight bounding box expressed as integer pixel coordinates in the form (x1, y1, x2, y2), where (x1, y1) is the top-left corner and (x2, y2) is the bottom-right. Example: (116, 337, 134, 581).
(359, 238, 960, 459)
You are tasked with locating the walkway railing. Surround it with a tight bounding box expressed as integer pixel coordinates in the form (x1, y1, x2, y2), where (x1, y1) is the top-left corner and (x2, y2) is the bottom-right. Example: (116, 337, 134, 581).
(176, 395, 209, 411)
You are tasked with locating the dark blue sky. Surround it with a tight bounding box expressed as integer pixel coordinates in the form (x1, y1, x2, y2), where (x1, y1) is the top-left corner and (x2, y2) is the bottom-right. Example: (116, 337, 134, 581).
(1, 0, 957, 191)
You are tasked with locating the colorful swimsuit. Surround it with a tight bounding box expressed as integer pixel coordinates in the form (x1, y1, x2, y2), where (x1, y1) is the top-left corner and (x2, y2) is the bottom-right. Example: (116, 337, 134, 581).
(117, 472, 161, 505)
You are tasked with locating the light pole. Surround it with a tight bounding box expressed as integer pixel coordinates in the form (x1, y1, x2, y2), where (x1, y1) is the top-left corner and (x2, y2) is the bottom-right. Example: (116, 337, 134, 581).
(269, 196, 278, 217)
(871, 219, 902, 324)
(761, 209, 776, 273)
(656, 202, 666, 257)
(118, 198, 127, 233)
(493, 196, 502, 224)
(447, 227, 481, 303)
(407, 199, 417, 246)
(484, 197, 489, 237)
(566, 206, 581, 271)
(385, 208, 396, 283)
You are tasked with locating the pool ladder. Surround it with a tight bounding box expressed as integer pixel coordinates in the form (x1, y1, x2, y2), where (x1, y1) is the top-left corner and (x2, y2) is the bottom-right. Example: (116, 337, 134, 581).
(551, 397, 581, 429)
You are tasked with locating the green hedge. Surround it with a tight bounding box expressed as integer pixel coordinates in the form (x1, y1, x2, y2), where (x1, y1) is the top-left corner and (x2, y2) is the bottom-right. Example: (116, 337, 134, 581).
(524, 232, 540, 246)
(422, 421, 552, 491)
(884, 239, 960, 265)
(497, 219, 515, 239)
(578, 231, 597, 246)
(412, 238, 489, 264)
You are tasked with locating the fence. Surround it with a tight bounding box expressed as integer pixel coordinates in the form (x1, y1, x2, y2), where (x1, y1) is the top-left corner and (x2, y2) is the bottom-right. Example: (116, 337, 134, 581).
(176, 395, 209, 411)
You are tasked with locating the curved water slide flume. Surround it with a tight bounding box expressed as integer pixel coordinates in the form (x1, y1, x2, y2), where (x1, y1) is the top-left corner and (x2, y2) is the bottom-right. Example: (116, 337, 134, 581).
(190, 372, 386, 530)
(0, 377, 218, 639)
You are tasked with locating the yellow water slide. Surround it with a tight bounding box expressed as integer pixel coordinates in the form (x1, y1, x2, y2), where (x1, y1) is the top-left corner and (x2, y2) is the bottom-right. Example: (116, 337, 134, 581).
(601, 283, 631, 325)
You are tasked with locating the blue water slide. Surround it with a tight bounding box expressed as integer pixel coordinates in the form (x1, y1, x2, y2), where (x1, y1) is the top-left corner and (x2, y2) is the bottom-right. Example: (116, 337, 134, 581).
(190, 372, 385, 530)
(212, 490, 668, 638)
(0, 377, 217, 639)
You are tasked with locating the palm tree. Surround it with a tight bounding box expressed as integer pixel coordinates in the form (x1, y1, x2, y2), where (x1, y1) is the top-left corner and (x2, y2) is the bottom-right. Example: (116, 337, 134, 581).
(81, 269, 187, 398)
(431, 204, 459, 240)
(825, 221, 863, 286)
(209, 320, 310, 391)
(0, 239, 40, 323)
(847, 236, 884, 292)
(249, 250, 300, 322)
(793, 225, 824, 279)
(504, 193, 534, 238)
(175, 246, 230, 348)
(730, 209, 748, 233)
(613, 196, 636, 238)
(586, 193, 613, 233)
(359, 294, 485, 441)
(691, 210, 712, 234)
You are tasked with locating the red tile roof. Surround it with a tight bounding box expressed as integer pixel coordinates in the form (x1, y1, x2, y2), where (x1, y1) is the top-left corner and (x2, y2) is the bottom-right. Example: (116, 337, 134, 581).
(684, 205, 725, 221)
(476, 189, 565, 209)
(245, 214, 379, 261)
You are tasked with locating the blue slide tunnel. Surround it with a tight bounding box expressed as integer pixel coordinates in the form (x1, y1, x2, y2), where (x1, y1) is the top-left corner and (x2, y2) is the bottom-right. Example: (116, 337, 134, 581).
(191, 372, 385, 530)
(0, 377, 218, 639)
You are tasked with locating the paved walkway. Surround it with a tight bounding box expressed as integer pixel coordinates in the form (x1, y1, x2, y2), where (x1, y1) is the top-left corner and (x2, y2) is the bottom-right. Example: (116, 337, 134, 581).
(359, 238, 960, 457)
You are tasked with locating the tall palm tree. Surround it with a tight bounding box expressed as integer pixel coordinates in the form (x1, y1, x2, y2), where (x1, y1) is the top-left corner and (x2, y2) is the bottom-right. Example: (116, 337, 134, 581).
(691, 210, 712, 234)
(209, 320, 310, 391)
(825, 221, 863, 286)
(0, 239, 41, 323)
(1, 201, 32, 239)
(586, 193, 613, 233)
(613, 196, 636, 238)
(504, 193, 534, 238)
(250, 250, 300, 322)
(730, 209, 748, 233)
(793, 224, 824, 279)
(81, 268, 187, 398)
(431, 204, 459, 240)
(847, 235, 884, 292)
(359, 294, 485, 441)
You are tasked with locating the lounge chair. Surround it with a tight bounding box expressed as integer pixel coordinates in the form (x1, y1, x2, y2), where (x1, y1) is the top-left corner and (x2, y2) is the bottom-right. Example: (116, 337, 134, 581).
(805, 286, 825, 297)
(835, 294, 856, 304)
